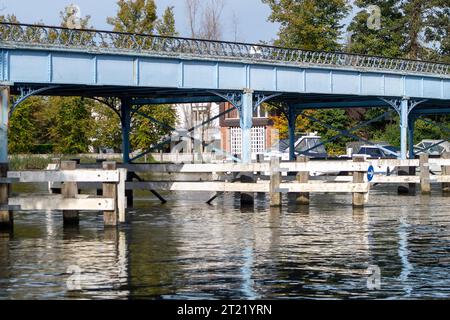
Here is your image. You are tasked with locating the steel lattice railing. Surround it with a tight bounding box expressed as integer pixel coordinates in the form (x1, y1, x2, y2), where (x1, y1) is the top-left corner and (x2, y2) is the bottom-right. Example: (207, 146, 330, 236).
(1, 22, 449, 76)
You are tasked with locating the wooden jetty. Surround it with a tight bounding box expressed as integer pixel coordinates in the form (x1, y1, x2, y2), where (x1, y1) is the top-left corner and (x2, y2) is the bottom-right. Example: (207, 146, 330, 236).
(0, 152, 449, 230)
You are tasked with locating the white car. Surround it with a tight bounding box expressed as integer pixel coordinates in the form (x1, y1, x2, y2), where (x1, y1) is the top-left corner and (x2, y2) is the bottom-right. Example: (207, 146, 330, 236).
(264, 133, 328, 161)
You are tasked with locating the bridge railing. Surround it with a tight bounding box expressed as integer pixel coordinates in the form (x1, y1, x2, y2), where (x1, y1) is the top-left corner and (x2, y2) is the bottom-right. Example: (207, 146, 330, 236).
(1, 22, 449, 76)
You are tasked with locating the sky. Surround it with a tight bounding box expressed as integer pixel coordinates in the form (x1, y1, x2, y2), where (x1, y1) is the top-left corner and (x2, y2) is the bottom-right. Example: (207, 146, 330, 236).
(0, 0, 358, 44)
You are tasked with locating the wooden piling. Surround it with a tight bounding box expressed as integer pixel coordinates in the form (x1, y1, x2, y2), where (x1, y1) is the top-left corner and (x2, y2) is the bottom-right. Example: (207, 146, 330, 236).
(352, 156, 365, 208)
(296, 156, 310, 205)
(126, 171, 134, 207)
(240, 174, 255, 206)
(443, 152, 450, 194)
(0, 163, 13, 229)
(256, 154, 266, 198)
(270, 156, 282, 207)
(61, 161, 79, 226)
(102, 161, 118, 227)
(419, 153, 431, 194)
(398, 166, 416, 195)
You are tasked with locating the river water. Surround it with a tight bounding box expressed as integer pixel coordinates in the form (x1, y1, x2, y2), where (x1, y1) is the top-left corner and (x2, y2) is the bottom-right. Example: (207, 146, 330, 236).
(1, 185, 450, 300)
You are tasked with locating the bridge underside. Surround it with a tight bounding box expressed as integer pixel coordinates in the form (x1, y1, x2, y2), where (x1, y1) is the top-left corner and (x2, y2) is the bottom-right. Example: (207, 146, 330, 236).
(2, 83, 449, 164)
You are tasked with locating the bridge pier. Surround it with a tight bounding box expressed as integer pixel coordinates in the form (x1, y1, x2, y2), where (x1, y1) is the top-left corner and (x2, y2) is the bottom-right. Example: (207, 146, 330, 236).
(400, 98, 409, 160)
(240, 90, 254, 164)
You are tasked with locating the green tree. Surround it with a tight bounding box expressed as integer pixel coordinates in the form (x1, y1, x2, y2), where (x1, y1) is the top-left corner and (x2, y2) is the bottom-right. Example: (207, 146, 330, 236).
(347, 0, 404, 57)
(49, 97, 93, 154)
(90, 102, 122, 152)
(402, 0, 450, 60)
(9, 98, 38, 153)
(107, 0, 158, 34)
(262, 0, 350, 51)
(156, 6, 178, 36)
(130, 105, 177, 151)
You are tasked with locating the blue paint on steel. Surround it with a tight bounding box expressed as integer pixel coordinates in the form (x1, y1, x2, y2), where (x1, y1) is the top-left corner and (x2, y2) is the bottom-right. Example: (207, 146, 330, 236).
(131, 96, 225, 105)
(408, 116, 416, 159)
(240, 90, 253, 164)
(400, 99, 409, 160)
(367, 166, 375, 182)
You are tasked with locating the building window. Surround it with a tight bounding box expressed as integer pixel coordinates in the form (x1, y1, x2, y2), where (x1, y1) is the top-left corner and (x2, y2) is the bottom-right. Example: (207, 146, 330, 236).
(230, 126, 266, 155)
(224, 103, 239, 119)
(192, 104, 210, 123)
(253, 104, 268, 118)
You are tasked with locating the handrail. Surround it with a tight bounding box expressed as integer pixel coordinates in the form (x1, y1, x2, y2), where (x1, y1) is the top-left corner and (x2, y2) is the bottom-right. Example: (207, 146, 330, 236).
(0, 22, 449, 76)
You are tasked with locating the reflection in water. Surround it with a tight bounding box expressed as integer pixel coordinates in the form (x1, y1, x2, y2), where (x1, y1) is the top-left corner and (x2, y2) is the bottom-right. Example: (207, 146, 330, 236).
(398, 207, 412, 297)
(0, 186, 450, 299)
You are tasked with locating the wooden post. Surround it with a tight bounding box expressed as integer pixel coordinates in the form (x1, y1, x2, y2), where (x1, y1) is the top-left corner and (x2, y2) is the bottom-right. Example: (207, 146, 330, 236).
(0, 88, 12, 229)
(240, 173, 255, 206)
(352, 156, 365, 208)
(419, 153, 431, 194)
(61, 161, 79, 226)
(50, 158, 61, 194)
(96, 159, 106, 196)
(0, 163, 13, 229)
(256, 154, 265, 198)
(398, 166, 416, 195)
(126, 171, 134, 207)
(103, 161, 118, 227)
(270, 156, 282, 207)
(296, 156, 310, 205)
(443, 152, 450, 194)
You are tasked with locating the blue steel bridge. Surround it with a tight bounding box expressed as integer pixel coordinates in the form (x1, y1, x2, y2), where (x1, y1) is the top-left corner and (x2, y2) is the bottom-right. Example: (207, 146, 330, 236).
(0, 22, 449, 164)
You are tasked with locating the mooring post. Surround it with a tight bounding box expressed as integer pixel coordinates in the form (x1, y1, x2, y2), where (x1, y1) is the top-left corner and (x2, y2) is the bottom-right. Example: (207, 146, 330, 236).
(61, 161, 79, 226)
(296, 156, 310, 205)
(420, 153, 431, 194)
(398, 165, 416, 196)
(352, 156, 365, 208)
(95, 159, 106, 196)
(270, 156, 282, 207)
(126, 171, 134, 207)
(102, 161, 118, 227)
(0, 87, 12, 229)
(0, 163, 12, 230)
(256, 154, 266, 198)
(442, 152, 450, 194)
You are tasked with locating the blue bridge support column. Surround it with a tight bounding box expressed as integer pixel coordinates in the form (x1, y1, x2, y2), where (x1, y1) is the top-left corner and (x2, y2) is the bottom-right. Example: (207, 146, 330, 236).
(288, 105, 298, 161)
(408, 115, 417, 160)
(400, 98, 409, 160)
(240, 89, 254, 164)
(121, 98, 132, 164)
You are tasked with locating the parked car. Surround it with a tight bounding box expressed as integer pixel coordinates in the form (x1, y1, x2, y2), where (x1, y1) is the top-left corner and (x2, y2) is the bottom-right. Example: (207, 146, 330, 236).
(353, 145, 398, 159)
(264, 133, 328, 161)
(414, 140, 450, 156)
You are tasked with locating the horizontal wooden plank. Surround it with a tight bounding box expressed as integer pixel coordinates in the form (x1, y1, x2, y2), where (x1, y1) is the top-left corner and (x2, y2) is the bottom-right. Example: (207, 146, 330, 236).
(432, 176, 450, 183)
(280, 161, 370, 172)
(128, 181, 269, 192)
(8, 195, 115, 211)
(372, 176, 421, 184)
(119, 161, 370, 173)
(278, 183, 370, 193)
(8, 170, 120, 183)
